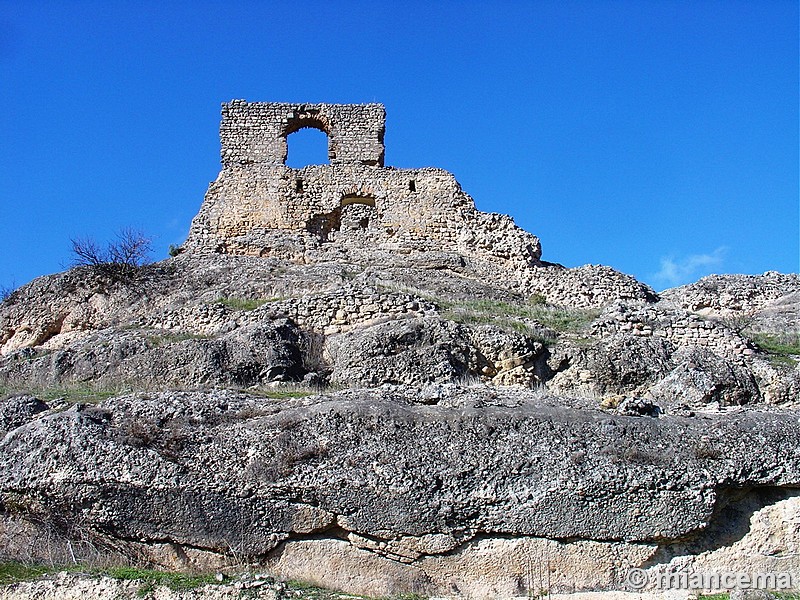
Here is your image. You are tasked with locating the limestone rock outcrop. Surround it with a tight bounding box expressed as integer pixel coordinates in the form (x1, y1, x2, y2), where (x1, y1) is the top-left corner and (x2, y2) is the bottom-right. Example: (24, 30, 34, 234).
(0, 102, 797, 598)
(1, 388, 799, 597)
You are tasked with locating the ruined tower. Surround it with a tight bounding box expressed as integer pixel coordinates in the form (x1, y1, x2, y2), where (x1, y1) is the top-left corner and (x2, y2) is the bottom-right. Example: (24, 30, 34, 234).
(220, 101, 386, 167)
(185, 101, 542, 268)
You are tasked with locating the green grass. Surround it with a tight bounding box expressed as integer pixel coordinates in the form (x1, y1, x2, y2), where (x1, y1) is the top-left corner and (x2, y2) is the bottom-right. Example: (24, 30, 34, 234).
(748, 332, 800, 367)
(0, 562, 57, 585)
(285, 579, 425, 600)
(216, 297, 280, 311)
(0, 565, 430, 599)
(437, 297, 599, 340)
(441, 310, 550, 339)
(529, 293, 547, 306)
(0, 563, 213, 592)
(0, 382, 125, 405)
(102, 566, 216, 593)
(282, 579, 363, 599)
(749, 332, 800, 356)
(286, 579, 332, 593)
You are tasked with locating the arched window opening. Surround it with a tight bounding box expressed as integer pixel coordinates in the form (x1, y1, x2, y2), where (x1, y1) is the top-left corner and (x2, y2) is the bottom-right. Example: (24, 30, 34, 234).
(341, 194, 376, 208)
(339, 195, 375, 232)
(286, 127, 330, 168)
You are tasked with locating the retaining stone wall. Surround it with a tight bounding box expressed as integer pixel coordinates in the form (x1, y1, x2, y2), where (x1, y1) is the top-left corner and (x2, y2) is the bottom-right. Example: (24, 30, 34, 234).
(145, 288, 437, 336)
(592, 303, 755, 356)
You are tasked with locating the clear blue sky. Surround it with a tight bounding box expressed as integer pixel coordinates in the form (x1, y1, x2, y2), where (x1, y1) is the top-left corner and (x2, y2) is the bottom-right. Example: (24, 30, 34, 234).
(1, 0, 797, 292)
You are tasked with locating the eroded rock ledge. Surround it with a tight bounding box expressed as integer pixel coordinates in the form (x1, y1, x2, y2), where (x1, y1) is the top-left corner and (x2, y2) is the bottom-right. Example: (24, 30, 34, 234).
(1, 387, 799, 597)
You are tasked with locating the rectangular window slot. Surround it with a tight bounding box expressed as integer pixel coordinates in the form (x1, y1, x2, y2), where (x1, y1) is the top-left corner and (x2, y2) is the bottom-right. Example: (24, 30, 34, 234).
(409, 180, 416, 192)
(296, 179, 304, 193)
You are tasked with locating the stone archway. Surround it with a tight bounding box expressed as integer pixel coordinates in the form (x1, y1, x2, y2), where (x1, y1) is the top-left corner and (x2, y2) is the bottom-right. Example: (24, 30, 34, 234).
(285, 126, 330, 168)
(340, 195, 375, 232)
(282, 112, 336, 164)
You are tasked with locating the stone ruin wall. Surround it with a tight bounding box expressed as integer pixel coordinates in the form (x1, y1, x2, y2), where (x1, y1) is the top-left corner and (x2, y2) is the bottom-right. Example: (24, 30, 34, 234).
(144, 287, 438, 338)
(192, 164, 525, 251)
(220, 101, 386, 167)
(185, 101, 656, 308)
(523, 264, 657, 308)
(187, 101, 542, 269)
(593, 302, 756, 357)
(662, 272, 799, 315)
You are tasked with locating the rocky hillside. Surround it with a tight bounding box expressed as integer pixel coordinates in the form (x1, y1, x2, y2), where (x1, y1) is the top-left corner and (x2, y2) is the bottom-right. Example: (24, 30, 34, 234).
(0, 102, 798, 599)
(1, 256, 796, 408)
(1, 249, 797, 599)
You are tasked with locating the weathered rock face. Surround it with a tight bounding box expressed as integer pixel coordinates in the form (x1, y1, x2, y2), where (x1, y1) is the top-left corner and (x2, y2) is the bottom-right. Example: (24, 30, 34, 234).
(0, 395, 48, 437)
(325, 317, 545, 388)
(1, 388, 799, 597)
(547, 334, 676, 397)
(0, 321, 306, 389)
(648, 347, 762, 410)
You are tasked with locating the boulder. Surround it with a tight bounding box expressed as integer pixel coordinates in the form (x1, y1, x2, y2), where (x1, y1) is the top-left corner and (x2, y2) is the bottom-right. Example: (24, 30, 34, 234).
(0, 395, 48, 437)
(649, 347, 761, 410)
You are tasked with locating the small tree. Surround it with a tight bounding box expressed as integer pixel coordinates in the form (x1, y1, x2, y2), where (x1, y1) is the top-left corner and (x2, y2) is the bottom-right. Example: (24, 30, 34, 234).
(70, 228, 153, 280)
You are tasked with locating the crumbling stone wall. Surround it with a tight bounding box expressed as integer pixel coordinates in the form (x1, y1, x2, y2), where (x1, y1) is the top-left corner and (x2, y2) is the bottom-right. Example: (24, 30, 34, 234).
(661, 272, 799, 315)
(592, 303, 755, 357)
(143, 287, 437, 337)
(187, 101, 543, 270)
(524, 264, 657, 308)
(221, 101, 386, 167)
(185, 100, 653, 308)
(190, 164, 540, 263)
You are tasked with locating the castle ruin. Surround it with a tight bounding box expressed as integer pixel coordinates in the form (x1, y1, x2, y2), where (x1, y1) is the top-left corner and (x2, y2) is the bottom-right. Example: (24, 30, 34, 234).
(186, 101, 654, 307)
(186, 101, 542, 268)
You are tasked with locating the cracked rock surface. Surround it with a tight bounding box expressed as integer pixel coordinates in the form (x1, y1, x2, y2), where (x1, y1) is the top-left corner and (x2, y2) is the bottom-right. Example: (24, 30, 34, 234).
(0, 256, 797, 599)
(1, 385, 800, 596)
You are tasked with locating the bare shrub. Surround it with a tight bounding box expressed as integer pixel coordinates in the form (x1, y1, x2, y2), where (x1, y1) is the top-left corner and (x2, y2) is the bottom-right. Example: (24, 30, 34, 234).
(298, 330, 328, 376)
(114, 418, 160, 449)
(716, 311, 756, 335)
(70, 228, 153, 281)
(0, 280, 17, 303)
